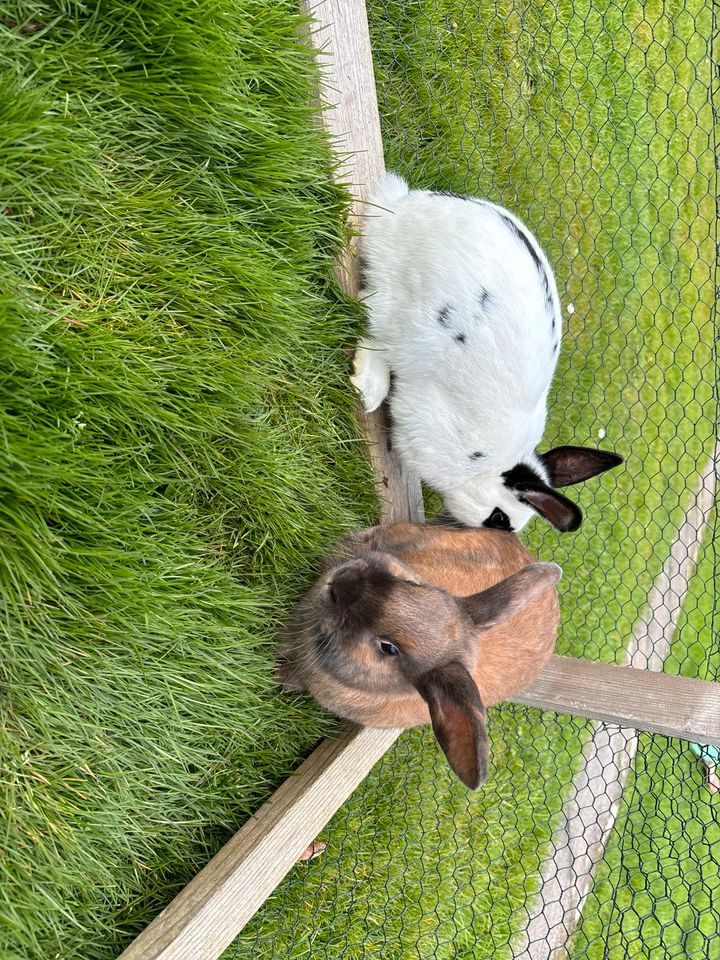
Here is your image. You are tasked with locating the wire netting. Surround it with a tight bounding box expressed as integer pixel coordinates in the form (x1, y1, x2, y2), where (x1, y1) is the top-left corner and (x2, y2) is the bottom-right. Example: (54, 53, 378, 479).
(231, 1, 718, 957)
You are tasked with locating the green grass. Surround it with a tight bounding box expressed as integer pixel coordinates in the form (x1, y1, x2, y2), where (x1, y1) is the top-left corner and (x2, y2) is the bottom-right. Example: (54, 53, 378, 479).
(232, 711, 593, 960)
(568, 733, 719, 960)
(230, 1, 718, 957)
(569, 508, 719, 959)
(372, 0, 716, 665)
(0, 2, 375, 957)
(665, 505, 719, 682)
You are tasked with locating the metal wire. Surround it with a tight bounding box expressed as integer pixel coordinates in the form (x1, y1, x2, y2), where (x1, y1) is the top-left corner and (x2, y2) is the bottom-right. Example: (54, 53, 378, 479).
(232, 2, 718, 957)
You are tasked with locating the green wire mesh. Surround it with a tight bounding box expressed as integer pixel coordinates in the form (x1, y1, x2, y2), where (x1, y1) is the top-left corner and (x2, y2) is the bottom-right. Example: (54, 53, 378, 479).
(232, 1, 719, 957)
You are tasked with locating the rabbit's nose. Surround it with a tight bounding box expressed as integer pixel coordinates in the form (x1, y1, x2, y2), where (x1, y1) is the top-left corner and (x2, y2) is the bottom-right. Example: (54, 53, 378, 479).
(329, 566, 363, 607)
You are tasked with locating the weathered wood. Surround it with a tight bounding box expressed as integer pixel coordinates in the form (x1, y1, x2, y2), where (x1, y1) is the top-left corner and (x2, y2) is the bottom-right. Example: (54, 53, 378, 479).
(512, 656, 720, 746)
(117, 667, 720, 960)
(119, 656, 720, 960)
(363, 400, 425, 524)
(302, 0, 385, 272)
(120, 656, 720, 960)
(117, 724, 400, 960)
(302, 0, 423, 524)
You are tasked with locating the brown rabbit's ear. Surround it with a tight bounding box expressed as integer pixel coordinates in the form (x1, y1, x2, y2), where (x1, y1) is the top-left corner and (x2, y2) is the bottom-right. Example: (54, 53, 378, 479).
(277, 659, 307, 692)
(539, 445, 623, 487)
(414, 661, 488, 790)
(460, 562, 561, 630)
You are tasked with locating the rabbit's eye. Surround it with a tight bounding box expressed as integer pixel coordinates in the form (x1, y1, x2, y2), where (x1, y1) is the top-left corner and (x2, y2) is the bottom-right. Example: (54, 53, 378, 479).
(483, 507, 512, 531)
(378, 639, 399, 657)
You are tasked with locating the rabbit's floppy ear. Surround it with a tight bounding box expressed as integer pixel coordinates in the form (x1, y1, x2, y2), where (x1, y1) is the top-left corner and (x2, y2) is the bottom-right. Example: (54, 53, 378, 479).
(503, 463, 583, 531)
(518, 485, 582, 532)
(459, 562, 561, 630)
(414, 661, 488, 789)
(539, 446, 623, 487)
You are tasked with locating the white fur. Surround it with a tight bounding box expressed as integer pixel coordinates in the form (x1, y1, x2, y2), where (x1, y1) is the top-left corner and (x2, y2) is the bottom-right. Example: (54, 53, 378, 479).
(353, 173, 562, 530)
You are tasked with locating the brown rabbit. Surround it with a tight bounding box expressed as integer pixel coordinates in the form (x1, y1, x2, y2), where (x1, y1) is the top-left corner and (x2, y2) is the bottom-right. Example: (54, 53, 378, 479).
(278, 523, 561, 789)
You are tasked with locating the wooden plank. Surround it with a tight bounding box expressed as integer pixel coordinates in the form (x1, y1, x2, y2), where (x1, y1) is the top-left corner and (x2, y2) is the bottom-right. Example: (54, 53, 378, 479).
(302, 0, 424, 524)
(302, 0, 385, 262)
(512, 655, 720, 745)
(119, 659, 719, 960)
(513, 442, 719, 960)
(117, 724, 400, 960)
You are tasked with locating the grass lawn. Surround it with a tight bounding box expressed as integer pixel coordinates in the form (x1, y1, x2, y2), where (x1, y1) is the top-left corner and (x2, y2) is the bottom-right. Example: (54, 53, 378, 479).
(0, 2, 375, 957)
(664, 506, 719, 683)
(231, 710, 592, 960)
(569, 509, 719, 959)
(231, 0, 717, 957)
(568, 731, 719, 960)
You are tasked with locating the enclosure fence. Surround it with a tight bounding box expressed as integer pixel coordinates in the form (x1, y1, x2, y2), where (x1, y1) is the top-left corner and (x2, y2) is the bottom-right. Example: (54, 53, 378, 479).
(120, 2, 719, 958)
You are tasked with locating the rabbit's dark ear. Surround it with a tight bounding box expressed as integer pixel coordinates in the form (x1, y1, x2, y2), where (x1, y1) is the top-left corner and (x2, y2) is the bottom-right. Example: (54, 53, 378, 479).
(414, 661, 488, 789)
(518, 485, 582, 532)
(539, 446, 623, 487)
(460, 562, 561, 629)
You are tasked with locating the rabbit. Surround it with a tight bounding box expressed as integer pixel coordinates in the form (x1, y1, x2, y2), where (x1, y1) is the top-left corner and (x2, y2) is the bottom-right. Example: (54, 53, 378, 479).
(278, 522, 561, 789)
(351, 173, 622, 533)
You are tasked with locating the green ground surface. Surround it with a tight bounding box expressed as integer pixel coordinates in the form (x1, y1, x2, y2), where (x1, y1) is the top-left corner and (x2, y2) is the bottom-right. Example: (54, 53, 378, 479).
(666, 505, 719, 682)
(569, 731, 719, 960)
(0, 3, 374, 957)
(231, 710, 593, 960)
(231, 1, 717, 957)
(569, 509, 719, 960)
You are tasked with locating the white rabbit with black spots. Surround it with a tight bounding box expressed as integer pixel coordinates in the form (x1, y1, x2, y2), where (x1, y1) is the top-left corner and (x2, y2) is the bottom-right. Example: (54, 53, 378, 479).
(353, 173, 622, 532)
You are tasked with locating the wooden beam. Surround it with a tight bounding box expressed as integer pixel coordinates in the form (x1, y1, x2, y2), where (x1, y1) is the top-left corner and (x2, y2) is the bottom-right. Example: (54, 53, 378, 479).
(511, 655, 720, 746)
(118, 658, 720, 960)
(302, 0, 424, 525)
(118, 654, 720, 960)
(302, 0, 385, 263)
(116, 724, 400, 960)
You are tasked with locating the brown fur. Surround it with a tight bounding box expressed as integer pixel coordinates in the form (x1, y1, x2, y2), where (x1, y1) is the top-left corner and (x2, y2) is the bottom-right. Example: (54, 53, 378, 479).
(279, 523, 559, 732)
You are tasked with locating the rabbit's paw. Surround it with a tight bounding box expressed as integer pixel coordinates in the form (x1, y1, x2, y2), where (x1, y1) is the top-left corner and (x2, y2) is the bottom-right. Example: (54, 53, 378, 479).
(351, 340, 390, 412)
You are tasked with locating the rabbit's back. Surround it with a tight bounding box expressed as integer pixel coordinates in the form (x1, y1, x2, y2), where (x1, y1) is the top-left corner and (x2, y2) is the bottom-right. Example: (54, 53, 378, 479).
(363, 187, 560, 358)
(362, 186, 561, 488)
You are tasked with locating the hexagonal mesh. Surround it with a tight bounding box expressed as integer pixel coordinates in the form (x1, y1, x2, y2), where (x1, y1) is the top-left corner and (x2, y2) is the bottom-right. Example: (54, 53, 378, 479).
(231, 1, 718, 957)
